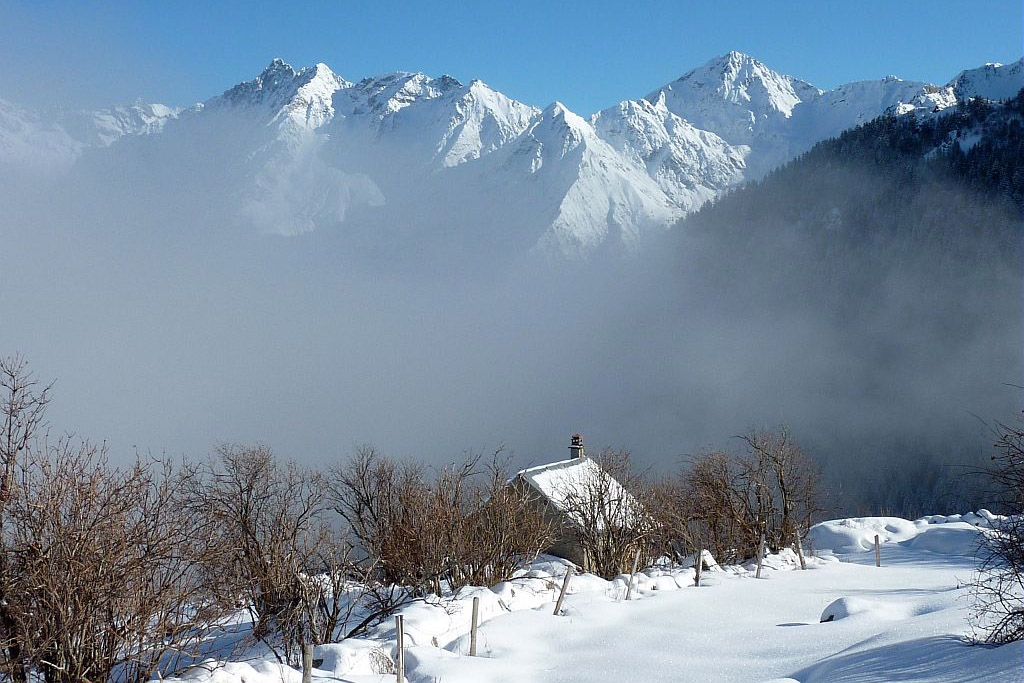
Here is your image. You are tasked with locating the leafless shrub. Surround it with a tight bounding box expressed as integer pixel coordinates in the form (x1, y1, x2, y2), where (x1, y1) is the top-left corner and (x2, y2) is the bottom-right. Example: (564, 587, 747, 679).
(369, 646, 396, 675)
(0, 355, 51, 683)
(650, 426, 821, 565)
(188, 444, 365, 664)
(439, 454, 555, 591)
(329, 445, 433, 599)
(4, 442, 227, 683)
(0, 356, 233, 683)
(329, 446, 553, 598)
(971, 413, 1024, 644)
(738, 425, 822, 553)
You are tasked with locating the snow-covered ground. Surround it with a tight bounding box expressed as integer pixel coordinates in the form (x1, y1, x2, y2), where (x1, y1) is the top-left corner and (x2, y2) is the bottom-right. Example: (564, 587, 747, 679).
(171, 513, 1023, 683)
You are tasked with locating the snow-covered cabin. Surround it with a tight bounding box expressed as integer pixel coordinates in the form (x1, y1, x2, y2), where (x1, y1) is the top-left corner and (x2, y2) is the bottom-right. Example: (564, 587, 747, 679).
(512, 435, 646, 570)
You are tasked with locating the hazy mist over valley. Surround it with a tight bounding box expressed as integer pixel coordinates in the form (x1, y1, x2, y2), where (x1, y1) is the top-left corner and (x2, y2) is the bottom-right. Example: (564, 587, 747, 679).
(2, 47, 1022, 516)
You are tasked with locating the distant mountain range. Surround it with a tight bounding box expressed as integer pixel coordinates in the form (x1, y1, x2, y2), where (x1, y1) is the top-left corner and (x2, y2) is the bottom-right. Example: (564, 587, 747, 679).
(2, 52, 1021, 258)
(0, 99, 178, 172)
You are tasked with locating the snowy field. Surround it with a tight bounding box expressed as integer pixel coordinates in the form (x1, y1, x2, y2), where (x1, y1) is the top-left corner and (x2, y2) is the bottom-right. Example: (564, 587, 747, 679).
(173, 513, 1023, 683)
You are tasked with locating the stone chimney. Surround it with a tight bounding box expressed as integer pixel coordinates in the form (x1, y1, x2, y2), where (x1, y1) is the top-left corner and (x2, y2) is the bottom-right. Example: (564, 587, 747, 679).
(569, 433, 585, 459)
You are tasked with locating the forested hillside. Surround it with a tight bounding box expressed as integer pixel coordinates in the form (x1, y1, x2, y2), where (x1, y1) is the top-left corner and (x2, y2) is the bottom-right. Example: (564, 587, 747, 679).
(690, 90, 1024, 232)
(669, 91, 1024, 516)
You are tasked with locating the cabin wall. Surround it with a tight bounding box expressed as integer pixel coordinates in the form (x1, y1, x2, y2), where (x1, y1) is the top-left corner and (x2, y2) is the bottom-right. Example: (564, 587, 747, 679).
(513, 476, 587, 568)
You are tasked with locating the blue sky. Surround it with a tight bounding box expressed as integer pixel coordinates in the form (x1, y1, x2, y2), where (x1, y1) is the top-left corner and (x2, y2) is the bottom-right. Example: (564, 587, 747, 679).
(2, 0, 1021, 113)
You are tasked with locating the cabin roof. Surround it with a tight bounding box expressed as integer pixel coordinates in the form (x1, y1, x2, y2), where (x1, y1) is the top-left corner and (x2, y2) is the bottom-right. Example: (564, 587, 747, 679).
(516, 456, 640, 528)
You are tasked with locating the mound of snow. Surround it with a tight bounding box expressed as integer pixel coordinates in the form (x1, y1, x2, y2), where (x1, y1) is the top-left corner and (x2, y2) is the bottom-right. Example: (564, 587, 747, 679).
(811, 511, 1000, 555)
(809, 517, 919, 553)
(919, 509, 1000, 527)
(820, 596, 910, 623)
(902, 523, 983, 556)
(177, 661, 301, 683)
(315, 639, 385, 678)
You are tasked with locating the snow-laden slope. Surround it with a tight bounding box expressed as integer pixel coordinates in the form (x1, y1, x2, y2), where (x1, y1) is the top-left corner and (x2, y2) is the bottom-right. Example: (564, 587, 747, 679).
(157, 513, 1020, 683)
(330, 71, 539, 168)
(794, 76, 943, 143)
(503, 102, 678, 257)
(592, 94, 748, 213)
(63, 101, 181, 146)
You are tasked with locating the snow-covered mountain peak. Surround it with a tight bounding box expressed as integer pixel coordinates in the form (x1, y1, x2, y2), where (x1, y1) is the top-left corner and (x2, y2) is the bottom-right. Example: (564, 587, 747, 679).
(434, 74, 465, 90)
(421, 79, 539, 166)
(0, 95, 181, 175)
(948, 58, 1024, 102)
(644, 52, 821, 153)
(340, 71, 495, 114)
(264, 58, 287, 70)
(532, 102, 593, 151)
(647, 89, 668, 111)
(72, 101, 181, 146)
(336, 71, 450, 118)
(660, 51, 820, 118)
(882, 59, 1024, 118)
(700, 50, 767, 80)
(805, 76, 936, 125)
(221, 58, 301, 103)
(543, 101, 584, 122)
(211, 58, 350, 129)
(325, 70, 538, 168)
(713, 51, 785, 83)
(464, 78, 504, 100)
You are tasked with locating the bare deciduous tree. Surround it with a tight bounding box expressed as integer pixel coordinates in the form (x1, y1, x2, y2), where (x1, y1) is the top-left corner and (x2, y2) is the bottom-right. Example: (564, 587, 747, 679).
(651, 427, 821, 566)
(972, 413, 1024, 644)
(0, 355, 51, 683)
(675, 449, 758, 564)
(433, 454, 555, 592)
(5, 442, 228, 683)
(738, 426, 822, 552)
(329, 446, 553, 599)
(190, 444, 363, 665)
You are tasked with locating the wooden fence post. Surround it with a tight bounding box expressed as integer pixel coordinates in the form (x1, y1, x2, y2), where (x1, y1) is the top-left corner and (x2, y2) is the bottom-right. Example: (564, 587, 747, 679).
(624, 547, 642, 601)
(875, 534, 881, 567)
(395, 615, 405, 683)
(469, 596, 479, 656)
(694, 544, 703, 587)
(553, 566, 574, 615)
(795, 530, 807, 571)
(755, 533, 766, 579)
